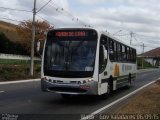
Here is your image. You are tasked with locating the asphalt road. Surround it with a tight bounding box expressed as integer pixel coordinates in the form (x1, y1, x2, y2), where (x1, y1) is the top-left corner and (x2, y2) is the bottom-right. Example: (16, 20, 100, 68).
(0, 68, 160, 120)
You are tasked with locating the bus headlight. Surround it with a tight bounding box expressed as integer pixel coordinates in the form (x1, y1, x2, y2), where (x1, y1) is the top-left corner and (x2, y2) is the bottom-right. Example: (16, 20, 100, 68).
(88, 78, 92, 82)
(83, 78, 93, 84)
(43, 76, 49, 80)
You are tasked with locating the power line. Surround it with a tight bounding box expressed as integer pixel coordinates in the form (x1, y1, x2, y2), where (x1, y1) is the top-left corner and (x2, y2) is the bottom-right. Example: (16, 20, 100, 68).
(116, 34, 130, 36)
(135, 33, 159, 39)
(0, 17, 21, 23)
(37, 0, 52, 13)
(37, 14, 54, 26)
(113, 30, 122, 35)
(134, 34, 160, 45)
(0, 6, 32, 13)
(133, 34, 138, 42)
(132, 37, 159, 49)
(41, 0, 92, 27)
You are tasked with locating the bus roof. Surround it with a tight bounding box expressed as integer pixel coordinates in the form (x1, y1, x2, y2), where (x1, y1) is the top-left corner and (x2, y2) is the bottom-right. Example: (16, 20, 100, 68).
(49, 27, 96, 32)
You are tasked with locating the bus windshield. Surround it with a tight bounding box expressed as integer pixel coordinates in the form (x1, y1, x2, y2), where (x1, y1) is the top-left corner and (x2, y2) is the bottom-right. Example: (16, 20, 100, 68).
(44, 30, 97, 78)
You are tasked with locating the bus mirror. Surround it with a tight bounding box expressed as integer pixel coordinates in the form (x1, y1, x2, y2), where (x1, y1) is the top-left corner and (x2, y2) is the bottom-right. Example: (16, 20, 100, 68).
(103, 46, 108, 59)
(36, 40, 40, 52)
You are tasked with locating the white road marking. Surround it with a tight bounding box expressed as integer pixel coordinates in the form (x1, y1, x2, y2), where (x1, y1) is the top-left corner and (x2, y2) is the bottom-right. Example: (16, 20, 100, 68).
(80, 80, 158, 120)
(0, 91, 5, 93)
(0, 79, 40, 85)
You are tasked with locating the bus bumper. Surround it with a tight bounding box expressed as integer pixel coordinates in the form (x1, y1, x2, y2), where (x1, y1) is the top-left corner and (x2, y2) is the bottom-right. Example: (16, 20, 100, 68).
(41, 79, 98, 95)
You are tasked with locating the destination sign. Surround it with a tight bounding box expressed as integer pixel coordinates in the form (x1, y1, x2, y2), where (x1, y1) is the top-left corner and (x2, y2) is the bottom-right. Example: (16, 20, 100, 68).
(55, 31, 86, 37)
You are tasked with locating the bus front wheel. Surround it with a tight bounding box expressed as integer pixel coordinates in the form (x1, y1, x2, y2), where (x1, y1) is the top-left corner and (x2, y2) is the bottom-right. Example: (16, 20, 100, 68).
(101, 78, 113, 99)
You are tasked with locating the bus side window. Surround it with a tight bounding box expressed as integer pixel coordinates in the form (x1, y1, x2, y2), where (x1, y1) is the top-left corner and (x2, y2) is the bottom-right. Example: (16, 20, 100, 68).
(130, 48, 133, 62)
(126, 47, 130, 61)
(104, 38, 108, 50)
(99, 45, 104, 72)
(101, 36, 108, 49)
(114, 42, 117, 61)
(109, 40, 114, 61)
(117, 43, 122, 61)
(99, 44, 107, 73)
(122, 45, 126, 62)
(120, 45, 122, 61)
(129, 48, 131, 62)
(134, 49, 137, 62)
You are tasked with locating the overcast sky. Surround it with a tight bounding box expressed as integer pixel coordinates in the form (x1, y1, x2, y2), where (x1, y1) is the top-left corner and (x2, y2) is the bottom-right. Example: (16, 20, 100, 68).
(0, 0, 160, 54)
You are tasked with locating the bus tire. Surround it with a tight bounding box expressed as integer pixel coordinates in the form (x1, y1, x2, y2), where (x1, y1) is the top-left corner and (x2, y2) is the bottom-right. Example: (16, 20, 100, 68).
(101, 83, 111, 99)
(109, 76, 113, 93)
(126, 74, 132, 88)
(100, 77, 113, 99)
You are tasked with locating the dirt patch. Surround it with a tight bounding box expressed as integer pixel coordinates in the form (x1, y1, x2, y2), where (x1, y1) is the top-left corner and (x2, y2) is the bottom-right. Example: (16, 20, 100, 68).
(115, 80, 160, 114)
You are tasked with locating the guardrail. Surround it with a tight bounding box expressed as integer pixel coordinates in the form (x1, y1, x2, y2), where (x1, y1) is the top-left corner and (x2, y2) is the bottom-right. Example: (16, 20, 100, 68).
(0, 53, 40, 60)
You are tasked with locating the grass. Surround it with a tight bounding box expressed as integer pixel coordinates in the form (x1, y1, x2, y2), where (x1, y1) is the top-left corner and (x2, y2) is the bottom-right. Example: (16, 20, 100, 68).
(0, 60, 41, 82)
(0, 59, 29, 65)
(137, 57, 154, 69)
(0, 59, 40, 65)
(115, 80, 160, 114)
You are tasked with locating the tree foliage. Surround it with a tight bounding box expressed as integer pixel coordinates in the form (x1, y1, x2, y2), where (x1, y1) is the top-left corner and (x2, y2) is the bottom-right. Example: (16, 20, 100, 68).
(17, 20, 53, 54)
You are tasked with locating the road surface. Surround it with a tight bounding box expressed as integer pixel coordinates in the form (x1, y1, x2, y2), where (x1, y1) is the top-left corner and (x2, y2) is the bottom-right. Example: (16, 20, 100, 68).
(0, 68, 160, 120)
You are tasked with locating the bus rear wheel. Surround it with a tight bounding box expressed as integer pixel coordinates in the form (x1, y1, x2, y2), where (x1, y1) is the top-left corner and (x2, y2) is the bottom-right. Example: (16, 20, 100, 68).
(109, 77, 113, 93)
(126, 74, 132, 88)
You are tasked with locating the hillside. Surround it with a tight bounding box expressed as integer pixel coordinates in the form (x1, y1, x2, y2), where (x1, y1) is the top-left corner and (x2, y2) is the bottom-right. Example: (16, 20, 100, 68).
(0, 21, 28, 55)
(0, 21, 20, 43)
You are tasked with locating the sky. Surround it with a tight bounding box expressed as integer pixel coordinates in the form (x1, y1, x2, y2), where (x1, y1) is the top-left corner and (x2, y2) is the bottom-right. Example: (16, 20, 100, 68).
(0, 0, 160, 54)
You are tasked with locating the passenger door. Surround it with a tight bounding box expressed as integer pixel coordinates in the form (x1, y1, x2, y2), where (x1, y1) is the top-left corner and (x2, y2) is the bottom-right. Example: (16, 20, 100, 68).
(99, 35, 108, 95)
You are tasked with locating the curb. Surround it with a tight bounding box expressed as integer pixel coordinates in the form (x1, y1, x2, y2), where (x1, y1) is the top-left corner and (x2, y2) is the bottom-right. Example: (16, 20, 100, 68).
(0, 79, 40, 85)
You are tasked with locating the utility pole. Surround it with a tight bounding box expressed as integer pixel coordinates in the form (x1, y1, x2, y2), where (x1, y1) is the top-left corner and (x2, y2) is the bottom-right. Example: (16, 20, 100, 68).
(30, 0, 36, 76)
(141, 43, 145, 69)
(130, 32, 133, 45)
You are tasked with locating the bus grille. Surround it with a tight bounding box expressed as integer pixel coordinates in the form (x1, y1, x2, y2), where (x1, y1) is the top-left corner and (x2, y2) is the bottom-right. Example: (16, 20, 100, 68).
(48, 87, 87, 93)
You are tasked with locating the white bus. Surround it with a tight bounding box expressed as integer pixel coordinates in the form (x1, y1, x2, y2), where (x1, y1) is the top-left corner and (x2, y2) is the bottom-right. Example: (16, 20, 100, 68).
(41, 28, 137, 98)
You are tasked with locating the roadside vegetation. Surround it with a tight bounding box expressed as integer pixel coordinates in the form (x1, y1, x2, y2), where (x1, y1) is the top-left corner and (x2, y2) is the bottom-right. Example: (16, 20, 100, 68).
(115, 80, 160, 114)
(137, 57, 154, 69)
(0, 20, 52, 82)
(0, 59, 40, 82)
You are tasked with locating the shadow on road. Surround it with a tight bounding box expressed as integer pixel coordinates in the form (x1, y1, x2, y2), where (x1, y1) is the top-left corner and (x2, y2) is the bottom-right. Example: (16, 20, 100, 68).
(44, 86, 133, 106)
